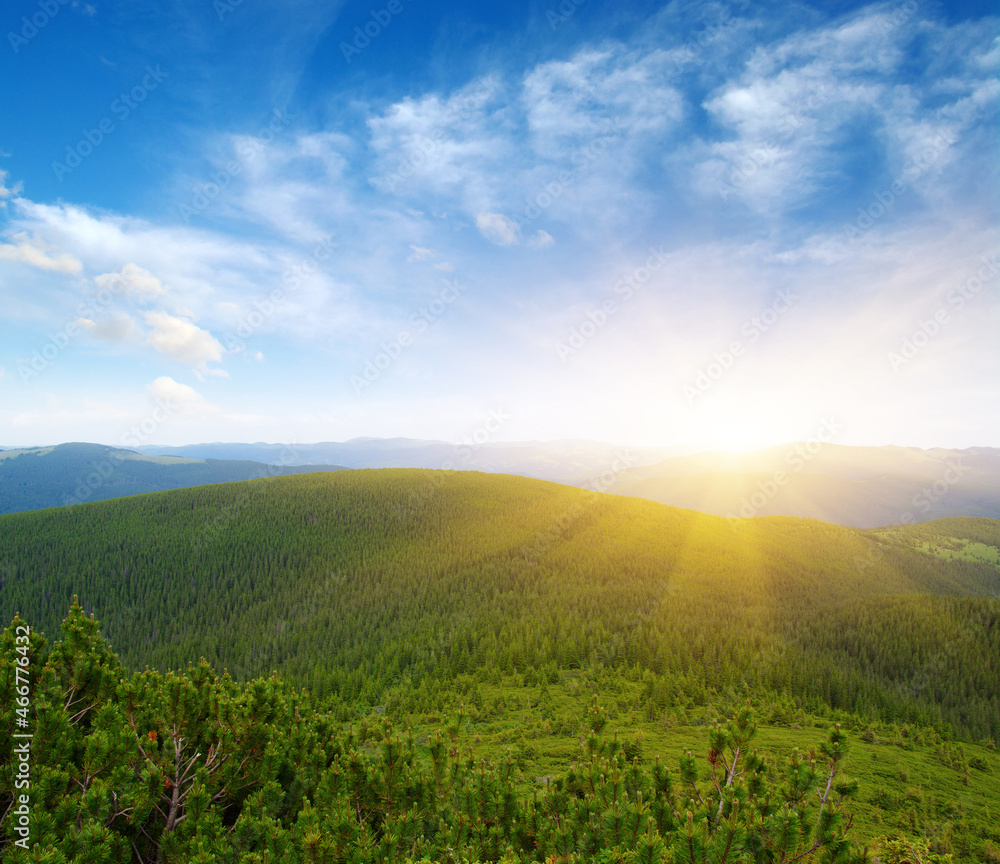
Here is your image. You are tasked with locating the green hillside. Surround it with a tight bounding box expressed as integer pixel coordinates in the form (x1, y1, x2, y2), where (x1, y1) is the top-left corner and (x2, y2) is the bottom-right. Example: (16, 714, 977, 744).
(0, 442, 348, 514)
(0, 606, 888, 864)
(2, 472, 1000, 862)
(1, 470, 997, 743)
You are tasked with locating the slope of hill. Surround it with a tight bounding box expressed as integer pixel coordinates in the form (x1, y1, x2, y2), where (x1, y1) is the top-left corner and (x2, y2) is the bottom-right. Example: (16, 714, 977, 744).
(128, 437, 689, 481)
(16, 603, 1000, 864)
(8, 440, 998, 526)
(0, 442, 347, 514)
(1, 470, 997, 741)
(600, 444, 1000, 527)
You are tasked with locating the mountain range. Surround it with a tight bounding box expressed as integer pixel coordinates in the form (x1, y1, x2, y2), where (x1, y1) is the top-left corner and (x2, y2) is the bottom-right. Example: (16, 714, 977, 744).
(2, 439, 999, 527)
(0, 442, 346, 515)
(596, 444, 1000, 528)
(127, 437, 689, 481)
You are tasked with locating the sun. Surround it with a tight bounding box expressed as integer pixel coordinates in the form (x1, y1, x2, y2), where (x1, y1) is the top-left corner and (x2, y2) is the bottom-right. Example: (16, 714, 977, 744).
(684, 395, 816, 454)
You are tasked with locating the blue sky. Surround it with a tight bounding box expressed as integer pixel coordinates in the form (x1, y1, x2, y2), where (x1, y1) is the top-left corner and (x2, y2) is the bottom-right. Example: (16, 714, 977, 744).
(0, 0, 997, 450)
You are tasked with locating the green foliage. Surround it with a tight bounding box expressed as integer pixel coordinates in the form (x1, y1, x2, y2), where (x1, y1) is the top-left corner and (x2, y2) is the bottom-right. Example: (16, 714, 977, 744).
(1, 609, 865, 864)
(0, 471, 997, 741)
(870, 835, 954, 864)
(1, 473, 998, 861)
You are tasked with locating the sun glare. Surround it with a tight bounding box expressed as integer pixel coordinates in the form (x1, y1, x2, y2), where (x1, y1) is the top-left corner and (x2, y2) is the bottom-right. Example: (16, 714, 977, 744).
(685, 397, 814, 454)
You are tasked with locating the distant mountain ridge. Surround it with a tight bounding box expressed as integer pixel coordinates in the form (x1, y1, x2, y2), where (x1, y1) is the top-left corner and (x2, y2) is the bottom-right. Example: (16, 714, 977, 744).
(124, 437, 691, 482)
(598, 444, 1000, 528)
(0, 442, 347, 515)
(3, 439, 999, 527)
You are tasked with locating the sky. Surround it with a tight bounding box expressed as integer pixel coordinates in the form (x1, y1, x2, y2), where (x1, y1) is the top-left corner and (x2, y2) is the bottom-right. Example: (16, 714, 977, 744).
(0, 0, 997, 451)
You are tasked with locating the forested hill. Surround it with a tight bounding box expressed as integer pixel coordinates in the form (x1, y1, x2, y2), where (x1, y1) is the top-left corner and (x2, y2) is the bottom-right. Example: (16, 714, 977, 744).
(0, 442, 347, 514)
(1, 469, 998, 740)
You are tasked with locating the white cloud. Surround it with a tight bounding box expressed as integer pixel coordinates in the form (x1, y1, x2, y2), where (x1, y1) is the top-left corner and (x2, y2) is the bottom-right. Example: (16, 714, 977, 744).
(365, 45, 686, 230)
(528, 229, 554, 249)
(6, 200, 278, 321)
(2, 3, 995, 452)
(144, 376, 263, 426)
(0, 198, 352, 340)
(692, 6, 999, 213)
(476, 212, 521, 246)
(144, 311, 225, 371)
(94, 262, 169, 299)
(367, 76, 510, 211)
(404, 244, 457, 272)
(0, 169, 22, 202)
(407, 245, 436, 262)
(76, 313, 141, 342)
(10, 397, 134, 429)
(148, 375, 206, 409)
(522, 47, 684, 157)
(224, 131, 354, 244)
(0, 232, 82, 273)
(200, 368, 230, 380)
